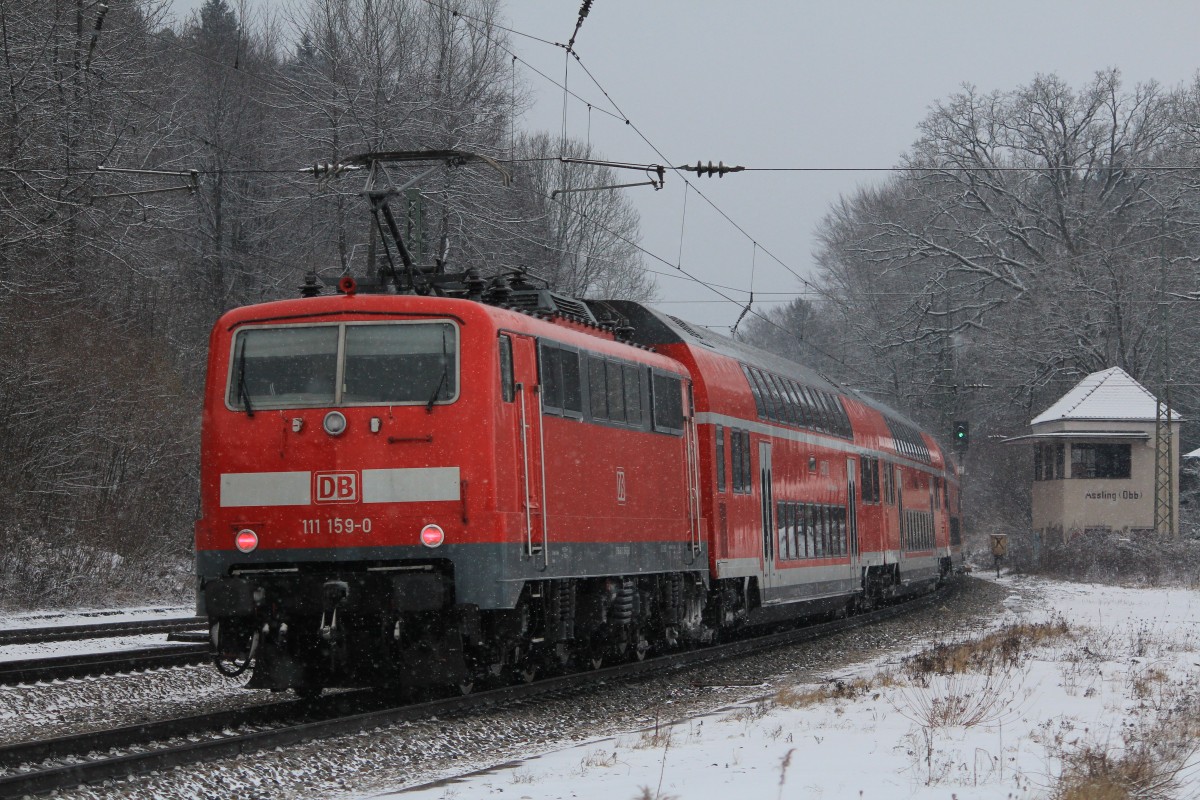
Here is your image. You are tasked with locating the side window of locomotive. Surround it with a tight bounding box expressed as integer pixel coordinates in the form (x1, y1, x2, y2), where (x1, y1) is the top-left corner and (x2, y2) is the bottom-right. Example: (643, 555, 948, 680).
(539, 345, 561, 410)
(715, 424, 726, 492)
(560, 350, 582, 415)
(587, 355, 608, 419)
(498, 335, 514, 403)
(605, 360, 627, 423)
(228, 325, 339, 409)
(342, 322, 457, 405)
(651, 372, 684, 435)
(623, 364, 643, 426)
(539, 343, 582, 418)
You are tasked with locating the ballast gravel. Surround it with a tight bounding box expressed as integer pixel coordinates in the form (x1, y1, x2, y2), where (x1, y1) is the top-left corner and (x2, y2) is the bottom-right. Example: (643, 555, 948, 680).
(17, 576, 1009, 800)
(0, 666, 260, 747)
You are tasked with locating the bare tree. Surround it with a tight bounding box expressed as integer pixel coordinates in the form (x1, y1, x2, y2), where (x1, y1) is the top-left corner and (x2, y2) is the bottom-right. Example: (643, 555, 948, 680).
(501, 132, 656, 300)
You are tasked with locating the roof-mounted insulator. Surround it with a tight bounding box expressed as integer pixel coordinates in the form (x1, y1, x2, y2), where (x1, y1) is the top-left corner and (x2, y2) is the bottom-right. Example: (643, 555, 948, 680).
(299, 272, 322, 297)
(464, 268, 486, 301)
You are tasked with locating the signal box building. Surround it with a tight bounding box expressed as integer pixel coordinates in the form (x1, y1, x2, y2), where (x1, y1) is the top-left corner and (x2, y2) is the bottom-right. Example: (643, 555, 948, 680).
(1007, 367, 1181, 540)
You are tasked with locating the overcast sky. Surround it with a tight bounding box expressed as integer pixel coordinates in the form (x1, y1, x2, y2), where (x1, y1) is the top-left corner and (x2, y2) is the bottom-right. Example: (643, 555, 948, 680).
(174, 1, 1200, 331)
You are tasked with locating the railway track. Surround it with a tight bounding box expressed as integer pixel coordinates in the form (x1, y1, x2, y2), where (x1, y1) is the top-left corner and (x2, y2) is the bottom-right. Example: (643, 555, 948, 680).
(0, 616, 205, 647)
(0, 643, 210, 686)
(0, 581, 955, 798)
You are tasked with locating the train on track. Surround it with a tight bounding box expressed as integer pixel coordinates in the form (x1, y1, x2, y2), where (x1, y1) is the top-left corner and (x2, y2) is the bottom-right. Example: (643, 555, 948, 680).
(196, 149, 960, 695)
(195, 268, 962, 694)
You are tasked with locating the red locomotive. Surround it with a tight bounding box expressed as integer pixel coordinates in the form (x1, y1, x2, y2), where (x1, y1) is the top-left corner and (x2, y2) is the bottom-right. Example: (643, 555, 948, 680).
(196, 276, 961, 694)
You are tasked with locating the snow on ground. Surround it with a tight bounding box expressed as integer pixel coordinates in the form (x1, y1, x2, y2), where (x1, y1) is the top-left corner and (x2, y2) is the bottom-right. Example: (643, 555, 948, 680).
(0, 633, 191, 663)
(0, 604, 200, 662)
(0, 604, 194, 630)
(384, 575, 1200, 800)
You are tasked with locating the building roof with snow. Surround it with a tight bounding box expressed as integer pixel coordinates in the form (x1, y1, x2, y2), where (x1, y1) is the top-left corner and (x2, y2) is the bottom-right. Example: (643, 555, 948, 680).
(1030, 367, 1179, 426)
(1027, 369, 1176, 429)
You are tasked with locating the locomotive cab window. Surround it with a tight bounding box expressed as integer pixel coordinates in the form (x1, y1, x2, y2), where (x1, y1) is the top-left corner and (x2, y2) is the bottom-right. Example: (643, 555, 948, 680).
(342, 323, 457, 404)
(226, 321, 459, 410)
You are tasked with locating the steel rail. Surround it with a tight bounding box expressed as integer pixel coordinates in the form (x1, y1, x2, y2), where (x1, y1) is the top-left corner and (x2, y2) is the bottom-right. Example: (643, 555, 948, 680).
(0, 644, 209, 685)
(0, 617, 205, 646)
(0, 582, 956, 799)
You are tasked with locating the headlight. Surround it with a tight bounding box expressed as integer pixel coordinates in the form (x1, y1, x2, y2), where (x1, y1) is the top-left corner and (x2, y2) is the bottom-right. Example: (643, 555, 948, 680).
(323, 411, 347, 436)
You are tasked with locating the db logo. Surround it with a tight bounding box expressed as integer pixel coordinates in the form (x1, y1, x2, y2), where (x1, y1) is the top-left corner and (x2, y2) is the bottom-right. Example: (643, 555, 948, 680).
(315, 471, 359, 503)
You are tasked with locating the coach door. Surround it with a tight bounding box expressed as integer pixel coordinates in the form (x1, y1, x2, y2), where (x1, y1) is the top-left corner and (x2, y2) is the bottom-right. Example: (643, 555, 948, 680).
(759, 441, 777, 591)
(510, 334, 547, 565)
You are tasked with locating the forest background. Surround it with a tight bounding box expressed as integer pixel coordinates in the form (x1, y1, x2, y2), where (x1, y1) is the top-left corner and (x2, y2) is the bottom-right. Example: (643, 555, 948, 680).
(3, 0, 1200, 606)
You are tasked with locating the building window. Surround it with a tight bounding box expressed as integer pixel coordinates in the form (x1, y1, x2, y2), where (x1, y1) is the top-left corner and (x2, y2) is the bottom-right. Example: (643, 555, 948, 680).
(1034, 442, 1066, 481)
(1070, 443, 1131, 479)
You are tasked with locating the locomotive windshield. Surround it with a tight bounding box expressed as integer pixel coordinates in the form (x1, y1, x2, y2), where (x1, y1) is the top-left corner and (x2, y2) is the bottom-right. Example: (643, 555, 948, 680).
(226, 321, 458, 410)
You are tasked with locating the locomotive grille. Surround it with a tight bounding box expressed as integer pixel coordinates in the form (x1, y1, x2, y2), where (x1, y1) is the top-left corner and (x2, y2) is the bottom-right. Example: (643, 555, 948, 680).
(507, 289, 598, 324)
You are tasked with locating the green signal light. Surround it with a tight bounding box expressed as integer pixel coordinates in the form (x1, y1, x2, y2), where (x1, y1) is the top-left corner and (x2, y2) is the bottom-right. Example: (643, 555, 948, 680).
(952, 421, 969, 447)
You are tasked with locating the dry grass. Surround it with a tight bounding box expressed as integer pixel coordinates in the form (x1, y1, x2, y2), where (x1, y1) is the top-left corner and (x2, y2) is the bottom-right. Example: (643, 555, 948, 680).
(902, 618, 1071, 678)
(776, 673, 897, 709)
(1010, 528, 1200, 589)
(1053, 738, 1196, 800)
(1049, 684, 1200, 800)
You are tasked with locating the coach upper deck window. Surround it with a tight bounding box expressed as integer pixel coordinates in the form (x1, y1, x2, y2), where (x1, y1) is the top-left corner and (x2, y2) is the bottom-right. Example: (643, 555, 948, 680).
(226, 321, 459, 410)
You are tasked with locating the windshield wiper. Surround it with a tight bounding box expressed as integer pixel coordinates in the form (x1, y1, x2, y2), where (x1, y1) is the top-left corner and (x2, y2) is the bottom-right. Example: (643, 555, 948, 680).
(236, 336, 254, 417)
(426, 327, 450, 414)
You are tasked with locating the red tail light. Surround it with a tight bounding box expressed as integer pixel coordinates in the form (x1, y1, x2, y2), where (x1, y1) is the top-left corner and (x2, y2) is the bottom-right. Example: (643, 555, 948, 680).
(235, 529, 259, 553)
(420, 524, 444, 548)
